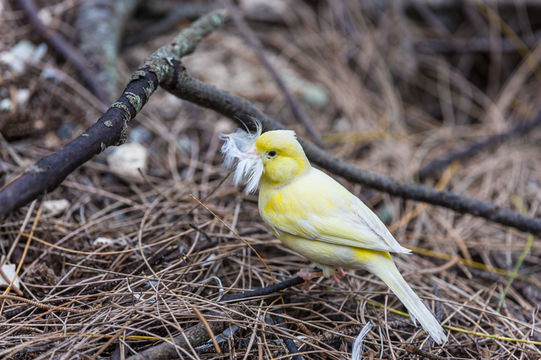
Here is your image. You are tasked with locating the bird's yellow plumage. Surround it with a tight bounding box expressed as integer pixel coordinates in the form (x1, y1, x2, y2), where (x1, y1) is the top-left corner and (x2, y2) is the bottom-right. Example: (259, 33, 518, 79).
(220, 124, 447, 345)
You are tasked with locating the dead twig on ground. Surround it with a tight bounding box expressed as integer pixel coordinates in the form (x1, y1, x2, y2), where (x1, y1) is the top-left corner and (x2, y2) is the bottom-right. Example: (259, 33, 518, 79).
(405, 344, 448, 360)
(274, 306, 305, 360)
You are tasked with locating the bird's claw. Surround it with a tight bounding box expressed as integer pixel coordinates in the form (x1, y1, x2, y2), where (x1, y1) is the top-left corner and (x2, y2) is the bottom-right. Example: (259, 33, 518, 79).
(332, 267, 346, 284)
(296, 269, 314, 291)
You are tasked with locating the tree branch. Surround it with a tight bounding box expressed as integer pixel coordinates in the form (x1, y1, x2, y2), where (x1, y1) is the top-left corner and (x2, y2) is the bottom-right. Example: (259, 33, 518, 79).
(161, 64, 541, 235)
(123, 2, 285, 48)
(0, 10, 228, 218)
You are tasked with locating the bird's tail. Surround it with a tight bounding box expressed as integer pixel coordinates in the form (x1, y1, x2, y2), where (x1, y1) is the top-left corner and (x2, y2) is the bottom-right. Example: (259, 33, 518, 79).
(365, 252, 447, 344)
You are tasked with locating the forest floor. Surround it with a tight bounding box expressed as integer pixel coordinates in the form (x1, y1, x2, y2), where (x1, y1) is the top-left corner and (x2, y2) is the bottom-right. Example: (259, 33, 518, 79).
(0, 1, 540, 359)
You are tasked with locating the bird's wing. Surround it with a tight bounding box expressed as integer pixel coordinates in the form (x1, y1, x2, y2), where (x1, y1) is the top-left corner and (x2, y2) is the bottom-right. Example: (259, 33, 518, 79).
(260, 168, 410, 253)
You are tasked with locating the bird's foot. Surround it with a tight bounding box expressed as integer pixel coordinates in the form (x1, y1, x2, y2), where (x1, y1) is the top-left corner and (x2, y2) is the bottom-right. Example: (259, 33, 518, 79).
(332, 267, 346, 284)
(296, 268, 314, 291)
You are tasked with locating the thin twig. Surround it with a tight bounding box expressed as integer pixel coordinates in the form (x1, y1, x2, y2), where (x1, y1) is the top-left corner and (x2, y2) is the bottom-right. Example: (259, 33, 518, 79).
(496, 198, 535, 312)
(223, 276, 307, 302)
(0, 294, 85, 314)
(274, 307, 305, 360)
(191, 305, 222, 354)
(123, 3, 217, 48)
(126, 313, 233, 360)
(90, 322, 131, 360)
(123, 2, 285, 48)
(0, 268, 23, 296)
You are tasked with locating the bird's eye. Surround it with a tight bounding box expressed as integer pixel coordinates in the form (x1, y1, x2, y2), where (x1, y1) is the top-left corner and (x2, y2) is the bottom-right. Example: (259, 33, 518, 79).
(268, 150, 277, 157)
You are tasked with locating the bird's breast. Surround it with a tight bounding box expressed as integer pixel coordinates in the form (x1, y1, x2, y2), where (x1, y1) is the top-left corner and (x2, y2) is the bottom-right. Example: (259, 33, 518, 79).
(276, 230, 373, 269)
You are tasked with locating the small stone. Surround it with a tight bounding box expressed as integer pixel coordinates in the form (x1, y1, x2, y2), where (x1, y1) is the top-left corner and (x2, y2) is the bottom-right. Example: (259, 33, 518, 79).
(16, 89, 31, 108)
(93, 237, 114, 246)
(282, 72, 328, 109)
(41, 67, 59, 81)
(32, 43, 47, 63)
(107, 143, 148, 183)
(240, 0, 289, 15)
(0, 98, 11, 111)
(0, 40, 46, 75)
(215, 119, 234, 134)
(43, 199, 70, 214)
(0, 264, 20, 289)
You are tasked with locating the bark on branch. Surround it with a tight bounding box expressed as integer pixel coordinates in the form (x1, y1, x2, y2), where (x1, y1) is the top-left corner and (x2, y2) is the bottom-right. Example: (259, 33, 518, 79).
(0, 10, 228, 218)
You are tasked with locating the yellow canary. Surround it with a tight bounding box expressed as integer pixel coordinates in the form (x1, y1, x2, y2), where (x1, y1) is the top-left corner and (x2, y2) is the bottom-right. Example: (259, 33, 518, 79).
(221, 122, 447, 344)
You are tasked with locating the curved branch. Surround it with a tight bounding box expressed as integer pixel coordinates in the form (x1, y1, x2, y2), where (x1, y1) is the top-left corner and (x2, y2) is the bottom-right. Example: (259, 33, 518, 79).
(0, 10, 228, 218)
(223, 277, 305, 302)
(162, 65, 541, 235)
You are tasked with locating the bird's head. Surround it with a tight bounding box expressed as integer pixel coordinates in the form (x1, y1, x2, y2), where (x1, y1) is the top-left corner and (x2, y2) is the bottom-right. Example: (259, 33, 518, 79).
(220, 120, 310, 193)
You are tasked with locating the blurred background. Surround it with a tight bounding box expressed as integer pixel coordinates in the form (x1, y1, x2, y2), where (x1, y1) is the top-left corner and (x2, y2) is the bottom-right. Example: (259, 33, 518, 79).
(0, 0, 540, 359)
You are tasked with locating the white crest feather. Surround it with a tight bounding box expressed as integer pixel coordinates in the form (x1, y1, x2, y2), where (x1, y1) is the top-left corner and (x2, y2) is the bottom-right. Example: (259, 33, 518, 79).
(220, 120, 263, 194)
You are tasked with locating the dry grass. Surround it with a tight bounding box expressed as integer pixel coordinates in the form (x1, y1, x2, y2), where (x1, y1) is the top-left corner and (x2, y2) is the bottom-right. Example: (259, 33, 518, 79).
(1, 1, 540, 359)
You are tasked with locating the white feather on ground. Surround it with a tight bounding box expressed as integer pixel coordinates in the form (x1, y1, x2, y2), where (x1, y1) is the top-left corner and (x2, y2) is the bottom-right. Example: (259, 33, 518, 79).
(352, 322, 373, 360)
